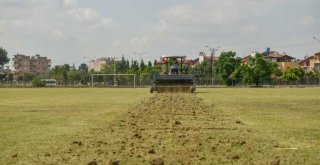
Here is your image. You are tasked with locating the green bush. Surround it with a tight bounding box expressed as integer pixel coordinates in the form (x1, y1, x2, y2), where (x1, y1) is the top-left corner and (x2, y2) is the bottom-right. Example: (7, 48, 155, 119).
(32, 77, 45, 87)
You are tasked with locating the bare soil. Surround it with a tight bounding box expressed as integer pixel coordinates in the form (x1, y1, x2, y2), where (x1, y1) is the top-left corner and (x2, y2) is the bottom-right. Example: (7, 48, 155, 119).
(35, 94, 282, 164)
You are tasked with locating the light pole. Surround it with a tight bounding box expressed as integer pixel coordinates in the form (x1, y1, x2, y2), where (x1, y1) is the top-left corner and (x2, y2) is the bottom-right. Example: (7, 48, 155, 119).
(206, 46, 220, 86)
(133, 51, 147, 86)
(0, 33, 3, 70)
(313, 37, 320, 85)
(113, 57, 118, 87)
(313, 36, 320, 85)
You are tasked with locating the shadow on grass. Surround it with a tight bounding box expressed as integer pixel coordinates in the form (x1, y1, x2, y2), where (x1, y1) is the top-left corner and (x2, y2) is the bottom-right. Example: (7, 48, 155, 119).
(195, 91, 210, 94)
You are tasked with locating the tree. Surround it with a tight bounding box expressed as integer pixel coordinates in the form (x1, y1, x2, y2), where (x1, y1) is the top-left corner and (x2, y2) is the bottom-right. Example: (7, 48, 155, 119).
(181, 64, 190, 74)
(49, 64, 70, 85)
(32, 77, 45, 87)
(101, 64, 114, 74)
(0, 47, 10, 68)
(215, 51, 241, 85)
(314, 71, 320, 78)
(79, 63, 88, 71)
(131, 60, 139, 73)
(61, 64, 70, 84)
(140, 59, 146, 73)
(16, 73, 34, 83)
(6, 72, 13, 84)
(68, 70, 81, 84)
(282, 67, 304, 81)
(241, 53, 276, 86)
(305, 71, 315, 78)
(190, 61, 210, 75)
(78, 63, 89, 85)
(117, 56, 129, 73)
(271, 62, 282, 78)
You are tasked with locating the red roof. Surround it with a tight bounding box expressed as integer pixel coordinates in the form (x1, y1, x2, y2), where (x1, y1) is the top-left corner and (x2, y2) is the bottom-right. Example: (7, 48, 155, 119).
(267, 53, 294, 59)
(299, 56, 315, 65)
(268, 53, 283, 58)
(156, 60, 166, 65)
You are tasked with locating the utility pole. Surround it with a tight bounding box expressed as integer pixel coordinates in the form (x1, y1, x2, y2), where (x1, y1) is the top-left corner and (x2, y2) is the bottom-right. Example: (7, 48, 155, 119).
(206, 46, 220, 86)
(133, 51, 147, 86)
(313, 37, 320, 85)
(0, 33, 4, 70)
(113, 57, 118, 87)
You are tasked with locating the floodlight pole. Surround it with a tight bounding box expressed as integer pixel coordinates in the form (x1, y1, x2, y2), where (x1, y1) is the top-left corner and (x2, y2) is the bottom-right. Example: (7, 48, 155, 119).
(206, 46, 220, 86)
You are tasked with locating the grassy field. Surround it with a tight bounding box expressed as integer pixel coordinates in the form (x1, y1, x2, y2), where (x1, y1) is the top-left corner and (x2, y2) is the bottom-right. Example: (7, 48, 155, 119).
(0, 88, 320, 164)
(0, 88, 148, 164)
(199, 88, 320, 164)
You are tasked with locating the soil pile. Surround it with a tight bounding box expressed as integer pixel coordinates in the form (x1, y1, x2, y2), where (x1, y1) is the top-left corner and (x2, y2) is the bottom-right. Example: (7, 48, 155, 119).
(36, 94, 278, 164)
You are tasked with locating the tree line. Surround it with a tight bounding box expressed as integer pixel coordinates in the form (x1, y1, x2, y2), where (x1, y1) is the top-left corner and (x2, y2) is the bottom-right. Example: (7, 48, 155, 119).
(1, 46, 319, 87)
(210, 51, 319, 86)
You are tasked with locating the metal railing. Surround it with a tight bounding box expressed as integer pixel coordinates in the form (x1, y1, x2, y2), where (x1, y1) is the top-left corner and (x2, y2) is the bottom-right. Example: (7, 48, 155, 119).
(1, 75, 320, 88)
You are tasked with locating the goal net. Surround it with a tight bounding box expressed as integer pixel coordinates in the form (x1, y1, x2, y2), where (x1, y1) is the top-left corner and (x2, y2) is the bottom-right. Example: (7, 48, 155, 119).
(91, 74, 136, 88)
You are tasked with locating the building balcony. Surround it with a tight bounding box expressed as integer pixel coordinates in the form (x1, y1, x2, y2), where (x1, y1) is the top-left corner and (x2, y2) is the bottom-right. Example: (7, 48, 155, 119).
(13, 64, 22, 67)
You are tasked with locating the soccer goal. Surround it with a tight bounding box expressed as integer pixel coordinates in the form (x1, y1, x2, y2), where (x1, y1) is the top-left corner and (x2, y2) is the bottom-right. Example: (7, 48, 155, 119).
(91, 74, 136, 88)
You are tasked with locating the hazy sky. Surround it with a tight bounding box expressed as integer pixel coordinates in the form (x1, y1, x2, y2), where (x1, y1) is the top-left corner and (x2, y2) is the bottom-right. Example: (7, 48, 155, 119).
(0, 0, 319, 67)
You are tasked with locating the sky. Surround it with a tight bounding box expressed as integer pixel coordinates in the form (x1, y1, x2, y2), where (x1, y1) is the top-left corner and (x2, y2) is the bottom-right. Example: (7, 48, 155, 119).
(0, 0, 319, 67)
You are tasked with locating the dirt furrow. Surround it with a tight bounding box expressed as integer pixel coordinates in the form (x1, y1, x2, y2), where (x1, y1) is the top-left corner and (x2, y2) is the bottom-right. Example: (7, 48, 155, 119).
(37, 94, 280, 165)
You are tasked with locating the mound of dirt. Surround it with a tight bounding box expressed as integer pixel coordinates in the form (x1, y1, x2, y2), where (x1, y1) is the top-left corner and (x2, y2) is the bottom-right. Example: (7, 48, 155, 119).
(87, 160, 97, 165)
(270, 157, 280, 165)
(150, 157, 164, 165)
(34, 93, 280, 164)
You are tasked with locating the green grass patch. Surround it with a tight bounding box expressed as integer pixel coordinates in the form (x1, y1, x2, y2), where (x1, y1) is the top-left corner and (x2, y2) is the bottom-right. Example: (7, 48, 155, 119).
(0, 88, 149, 163)
(1, 88, 320, 164)
(198, 88, 320, 164)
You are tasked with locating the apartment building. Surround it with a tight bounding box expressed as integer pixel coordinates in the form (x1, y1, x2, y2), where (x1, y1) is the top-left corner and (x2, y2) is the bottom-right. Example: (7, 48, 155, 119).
(299, 52, 320, 72)
(12, 54, 51, 76)
(88, 57, 114, 71)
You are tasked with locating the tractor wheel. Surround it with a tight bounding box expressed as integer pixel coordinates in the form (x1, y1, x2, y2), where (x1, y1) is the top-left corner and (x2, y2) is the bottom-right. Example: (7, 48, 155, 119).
(191, 86, 196, 93)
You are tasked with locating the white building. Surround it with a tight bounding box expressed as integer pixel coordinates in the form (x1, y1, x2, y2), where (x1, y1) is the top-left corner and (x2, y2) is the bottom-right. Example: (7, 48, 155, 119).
(88, 58, 114, 71)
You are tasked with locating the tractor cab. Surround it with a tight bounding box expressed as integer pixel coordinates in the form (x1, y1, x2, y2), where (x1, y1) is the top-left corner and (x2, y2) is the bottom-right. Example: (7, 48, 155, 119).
(161, 55, 186, 75)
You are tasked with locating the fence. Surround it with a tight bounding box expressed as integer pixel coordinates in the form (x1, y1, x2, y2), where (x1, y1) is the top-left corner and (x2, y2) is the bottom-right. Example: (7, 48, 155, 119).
(193, 76, 320, 87)
(1, 74, 320, 88)
(132, 74, 320, 87)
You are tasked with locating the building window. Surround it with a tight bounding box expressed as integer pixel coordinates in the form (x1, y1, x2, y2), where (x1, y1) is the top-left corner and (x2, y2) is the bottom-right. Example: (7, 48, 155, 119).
(315, 64, 320, 72)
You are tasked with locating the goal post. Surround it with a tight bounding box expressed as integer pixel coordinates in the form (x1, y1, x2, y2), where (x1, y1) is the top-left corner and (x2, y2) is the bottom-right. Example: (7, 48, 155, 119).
(91, 74, 136, 88)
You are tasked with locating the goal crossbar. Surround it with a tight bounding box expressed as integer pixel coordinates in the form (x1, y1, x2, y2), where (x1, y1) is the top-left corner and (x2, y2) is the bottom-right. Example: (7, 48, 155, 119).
(91, 74, 136, 88)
